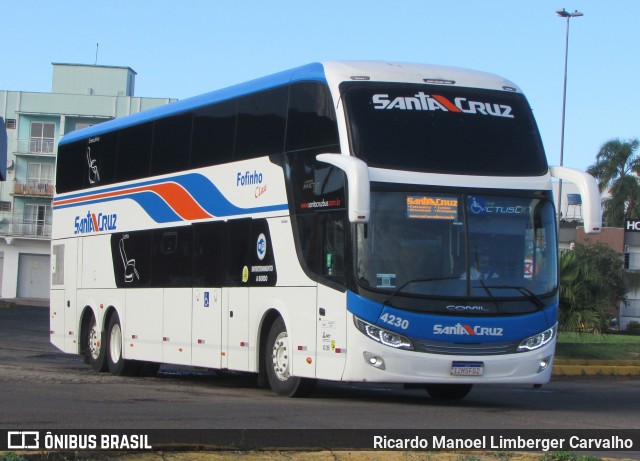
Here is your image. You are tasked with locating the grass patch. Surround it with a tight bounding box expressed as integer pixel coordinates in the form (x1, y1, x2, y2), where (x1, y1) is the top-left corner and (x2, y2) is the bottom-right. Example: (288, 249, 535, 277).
(541, 451, 602, 461)
(0, 453, 27, 461)
(558, 332, 640, 344)
(555, 332, 640, 360)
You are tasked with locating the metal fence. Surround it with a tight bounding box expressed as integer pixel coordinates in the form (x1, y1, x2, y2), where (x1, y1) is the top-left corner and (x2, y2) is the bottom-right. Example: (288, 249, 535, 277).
(0, 213, 51, 238)
(16, 138, 56, 155)
(621, 299, 640, 330)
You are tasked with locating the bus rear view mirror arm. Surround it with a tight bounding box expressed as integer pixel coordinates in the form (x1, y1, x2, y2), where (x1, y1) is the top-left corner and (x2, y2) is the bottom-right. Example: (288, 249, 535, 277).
(550, 166, 602, 234)
(316, 154, 370, 223)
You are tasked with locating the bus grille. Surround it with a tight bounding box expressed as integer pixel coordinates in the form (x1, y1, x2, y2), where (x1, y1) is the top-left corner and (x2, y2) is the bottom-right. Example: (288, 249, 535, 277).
(413, 339, 519, 355)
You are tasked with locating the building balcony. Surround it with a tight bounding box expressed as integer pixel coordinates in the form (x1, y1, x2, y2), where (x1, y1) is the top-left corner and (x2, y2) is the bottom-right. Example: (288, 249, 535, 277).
(13, 180, 54, 198)
(15, 138, 56, 156)
(0, 213, 51, 239)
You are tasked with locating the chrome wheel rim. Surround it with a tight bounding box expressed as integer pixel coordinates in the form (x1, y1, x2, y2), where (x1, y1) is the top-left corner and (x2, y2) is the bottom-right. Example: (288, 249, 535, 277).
(88, 320, 100, 360)
(109, 322, 122, 363)
(271, 331, 290, 381)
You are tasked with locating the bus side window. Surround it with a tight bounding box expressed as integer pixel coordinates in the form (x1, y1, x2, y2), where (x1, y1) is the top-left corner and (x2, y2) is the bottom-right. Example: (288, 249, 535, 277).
(87, 132, 118, 186)
(235, 86, 288, 161)
(296, 212, 347, 287)
(151, 226, 193, 287)
(110, 231, 152, 288)
(191, 100, 236, 168)
(55, 141, 86, 193)
(192, 221, 225, 287)
(286, 82, 339, 152)
(224, 219, 252, 286)
(117, 122, 153, 182)
(151, 112, 192, 176)
(322, 214, 346, 280)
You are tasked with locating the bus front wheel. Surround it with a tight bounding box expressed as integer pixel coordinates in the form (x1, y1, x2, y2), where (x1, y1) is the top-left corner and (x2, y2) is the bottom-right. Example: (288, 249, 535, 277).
(265, 317, 316, 397)
(425, 384, 473, 401)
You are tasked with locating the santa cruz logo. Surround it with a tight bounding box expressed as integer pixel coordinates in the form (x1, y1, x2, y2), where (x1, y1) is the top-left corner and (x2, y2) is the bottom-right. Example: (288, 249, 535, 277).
(433, 323, 504, 336)
(372, 92, 514, 118)
(74, 210, 117, 235)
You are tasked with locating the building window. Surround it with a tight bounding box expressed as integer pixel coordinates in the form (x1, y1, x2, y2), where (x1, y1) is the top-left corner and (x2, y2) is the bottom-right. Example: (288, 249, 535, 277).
(30, 122, 55, 154)
(27, 162, 54, 185)
(627, 252, 640, 271)
(24, 204, 51, 236)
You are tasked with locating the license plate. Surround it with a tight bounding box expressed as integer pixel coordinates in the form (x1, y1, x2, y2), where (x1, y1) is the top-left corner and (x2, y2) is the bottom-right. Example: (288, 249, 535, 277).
(451, 361, 484, 376)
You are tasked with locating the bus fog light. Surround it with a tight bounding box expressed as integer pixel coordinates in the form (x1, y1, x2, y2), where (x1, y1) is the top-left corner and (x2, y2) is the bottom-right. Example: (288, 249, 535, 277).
(364, 352, 385, 370)
(537, 356, 552, 373)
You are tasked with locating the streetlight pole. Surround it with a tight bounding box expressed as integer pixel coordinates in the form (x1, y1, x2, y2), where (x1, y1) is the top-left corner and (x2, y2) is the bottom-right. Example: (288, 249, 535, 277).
(556, 8, 583, 224)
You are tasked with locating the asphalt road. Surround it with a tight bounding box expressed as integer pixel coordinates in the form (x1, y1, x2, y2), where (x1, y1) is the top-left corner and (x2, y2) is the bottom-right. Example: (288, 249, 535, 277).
(1, 304, 640, 433)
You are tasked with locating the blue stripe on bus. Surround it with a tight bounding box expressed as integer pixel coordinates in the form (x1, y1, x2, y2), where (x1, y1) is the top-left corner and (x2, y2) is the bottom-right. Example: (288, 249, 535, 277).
(347, 290, 557, 343)
(59, 62, 328, 145)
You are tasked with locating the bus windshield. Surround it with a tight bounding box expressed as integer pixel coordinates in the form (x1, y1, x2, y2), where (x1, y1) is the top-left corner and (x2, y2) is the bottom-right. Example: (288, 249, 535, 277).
(355, 191, 557, 303)
(341, 82, 547, 176)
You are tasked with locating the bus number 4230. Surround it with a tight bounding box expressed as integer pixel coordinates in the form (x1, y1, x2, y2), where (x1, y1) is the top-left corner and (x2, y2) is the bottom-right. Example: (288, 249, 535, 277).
(380, 313, 410, 330)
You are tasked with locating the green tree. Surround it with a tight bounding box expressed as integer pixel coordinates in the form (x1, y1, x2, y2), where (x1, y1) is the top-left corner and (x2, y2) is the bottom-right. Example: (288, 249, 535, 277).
(587, 138, 640, 227)
(559, 242, 625, 332)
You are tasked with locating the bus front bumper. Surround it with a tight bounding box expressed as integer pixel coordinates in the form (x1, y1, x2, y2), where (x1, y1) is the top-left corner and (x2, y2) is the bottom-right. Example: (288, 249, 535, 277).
(342, 321, 556, 385)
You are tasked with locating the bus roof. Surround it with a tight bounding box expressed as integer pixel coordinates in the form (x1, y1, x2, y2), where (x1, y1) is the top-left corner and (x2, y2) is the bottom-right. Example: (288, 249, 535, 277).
(59, 61, 520, 146)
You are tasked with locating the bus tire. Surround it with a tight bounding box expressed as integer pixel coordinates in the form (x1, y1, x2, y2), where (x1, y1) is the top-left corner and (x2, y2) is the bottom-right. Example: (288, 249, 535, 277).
(425, 384, 473, 401)
(85, 315, 107, 372)
(106, 313, 140, 376)
(265, 317, 316, 397)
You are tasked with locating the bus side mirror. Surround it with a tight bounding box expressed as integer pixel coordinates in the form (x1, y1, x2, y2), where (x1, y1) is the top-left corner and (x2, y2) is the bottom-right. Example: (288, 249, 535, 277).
(316, 154, 370, 223)
(550, 166, 602, 234)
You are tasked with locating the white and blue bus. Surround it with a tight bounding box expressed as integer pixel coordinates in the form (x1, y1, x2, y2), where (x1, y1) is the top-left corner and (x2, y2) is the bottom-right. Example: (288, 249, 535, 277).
(51, 61, 601, 399)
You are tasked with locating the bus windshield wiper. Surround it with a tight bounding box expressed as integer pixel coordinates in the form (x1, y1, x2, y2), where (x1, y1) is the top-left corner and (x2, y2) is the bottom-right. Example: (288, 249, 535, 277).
(483, 285, 545, 308)
(382, 276, 459, 306)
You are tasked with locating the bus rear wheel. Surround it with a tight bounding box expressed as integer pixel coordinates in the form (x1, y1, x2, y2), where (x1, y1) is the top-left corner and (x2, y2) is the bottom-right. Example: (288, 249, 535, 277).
(265, 317, 316, 397)
(425, 384, 473, 401)
(85, 315, 107, 372)
(106, 313, 141, 376)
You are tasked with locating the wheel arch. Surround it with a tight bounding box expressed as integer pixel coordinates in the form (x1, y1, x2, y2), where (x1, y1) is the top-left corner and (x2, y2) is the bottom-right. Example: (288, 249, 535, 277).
(79, 304, 119, 353)
(257, 308, 284, 382)
(78, 305, 95, 356)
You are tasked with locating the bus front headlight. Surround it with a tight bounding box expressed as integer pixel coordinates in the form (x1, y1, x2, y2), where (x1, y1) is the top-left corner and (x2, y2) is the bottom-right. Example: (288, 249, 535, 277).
(354, 316, 414, 350)
(517, 324, 557, 352)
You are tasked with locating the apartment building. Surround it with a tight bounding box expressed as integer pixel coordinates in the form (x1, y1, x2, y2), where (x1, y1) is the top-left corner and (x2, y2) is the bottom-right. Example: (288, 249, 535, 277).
(0, 63, 175, 299)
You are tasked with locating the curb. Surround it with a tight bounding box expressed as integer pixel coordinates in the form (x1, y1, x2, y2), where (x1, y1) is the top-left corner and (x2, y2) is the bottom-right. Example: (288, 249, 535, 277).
(553, 359, 640, 376)
(0, 298, 49, 308)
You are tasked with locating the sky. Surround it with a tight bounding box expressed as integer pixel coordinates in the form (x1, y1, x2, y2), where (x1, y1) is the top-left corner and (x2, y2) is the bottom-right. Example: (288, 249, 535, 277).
(2, 0, 638, 173)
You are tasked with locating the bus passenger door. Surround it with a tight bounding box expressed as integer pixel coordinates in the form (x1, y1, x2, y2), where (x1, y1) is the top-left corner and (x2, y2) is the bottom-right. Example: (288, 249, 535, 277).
(192, 222, 226, 369)
(316, 285, 347, 380)
(314, 208, 349, 380)
(221, 219, 252, 372)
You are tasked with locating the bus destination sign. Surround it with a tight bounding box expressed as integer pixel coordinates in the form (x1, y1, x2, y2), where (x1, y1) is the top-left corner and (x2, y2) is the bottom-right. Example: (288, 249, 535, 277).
(406, 195, 458, 220)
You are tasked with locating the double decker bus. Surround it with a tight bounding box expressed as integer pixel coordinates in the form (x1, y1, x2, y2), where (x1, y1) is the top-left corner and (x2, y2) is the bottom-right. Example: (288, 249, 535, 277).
(51, 61, 601, 400)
